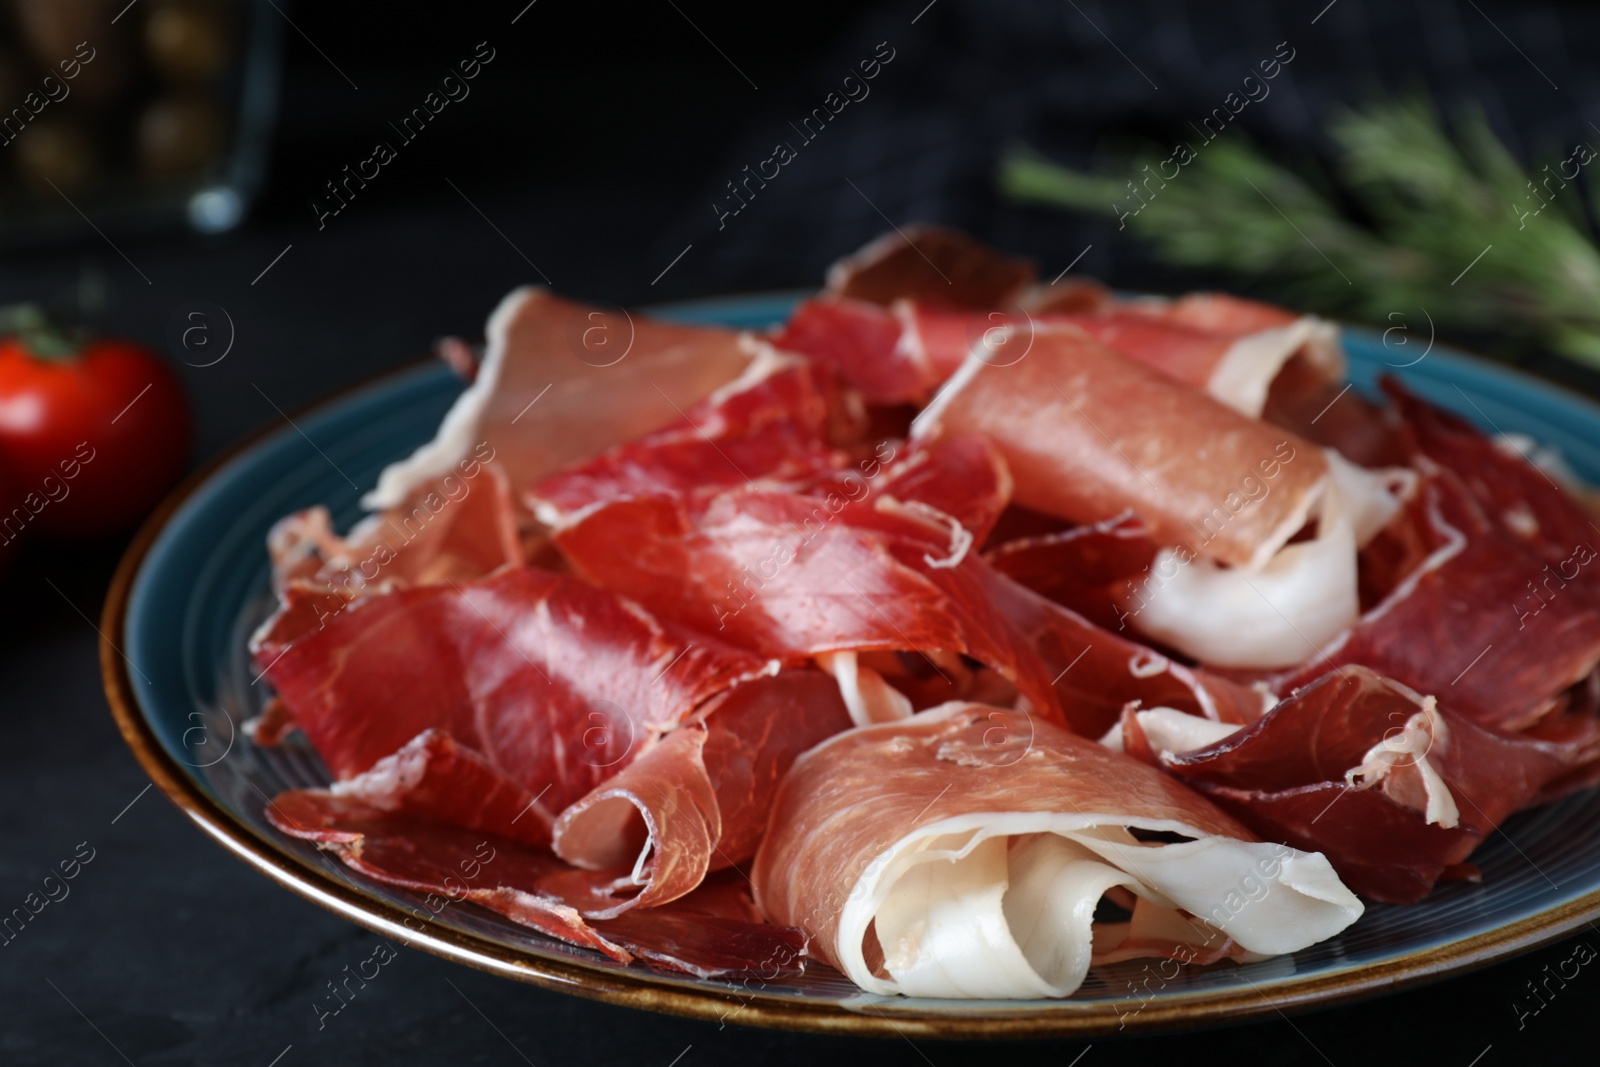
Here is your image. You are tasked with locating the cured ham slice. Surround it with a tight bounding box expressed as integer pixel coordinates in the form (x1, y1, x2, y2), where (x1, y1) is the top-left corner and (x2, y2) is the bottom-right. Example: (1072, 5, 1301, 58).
(267, 791, 808, 978)
(324, 729, 551, 846)
(365, 288, 753, 511)
(251, 566, 772, 824)
(267, 461, 523, 605)
(986, 511, 1159, 634)
(268, 790, 628, 959)
(549, 669, 852, 915)
(546, 486, 1056, 716)
(547, 462, 1261, 737)
(770, 298, 928, 404)
(1121, 667, 1600, 902)
(753, 703, 1362, 998)
(785, 229, 1341, 414)
(530, 350, 845, 522)
(872, 434, 1013, 549)
(824, 224, 1035, 309)
(913, 327, 1413, 668)
(914, 327, 1328, 571)
(1127, 293, 1342, 401)
(775, 296, 1341, 416)
(1260, 384, 1600, 731)
(1051, 306, 1342, 419)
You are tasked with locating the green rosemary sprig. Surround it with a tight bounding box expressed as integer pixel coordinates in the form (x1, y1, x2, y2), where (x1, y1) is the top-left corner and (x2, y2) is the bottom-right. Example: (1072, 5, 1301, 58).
(1000, 98, 1600, 367)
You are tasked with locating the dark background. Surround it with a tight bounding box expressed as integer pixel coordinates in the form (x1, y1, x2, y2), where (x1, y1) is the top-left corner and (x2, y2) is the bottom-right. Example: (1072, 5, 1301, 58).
(3, 1, 1599, 1062)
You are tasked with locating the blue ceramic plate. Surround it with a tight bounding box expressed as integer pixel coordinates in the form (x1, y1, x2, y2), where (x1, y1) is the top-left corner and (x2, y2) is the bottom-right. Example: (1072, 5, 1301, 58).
(104, 293, 1600, 1037)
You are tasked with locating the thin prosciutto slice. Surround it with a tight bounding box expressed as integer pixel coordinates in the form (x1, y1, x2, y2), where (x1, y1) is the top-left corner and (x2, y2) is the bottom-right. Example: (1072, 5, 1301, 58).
(266, 791, 808, 978)
(365, 288, 754, 511)
(549, 669, 852, 915)
(824, 223, 1035, 309)
(1261, 382, 1600, 732)
(914, 326, 1328, 570)
(779, 230, 1342, 413)
(775, 297, 1342, 415)
(1050, 302, 1343, 419)
(913, 326, 1413, 668)
(872, 433, 1013, 547)
(251, 566, 773, 834)
(544, 447, 1259, 737)
(770, 298, 928, 404)
(985, 511, 1159, 634)
(255, 562, 854, 915)
(271, 289, 758, 605)
(1121, 667, 1600, 902)
(753, 703, 1361, 998)
(318, 729, 551, 847)
(545, 485, 1056, 708)
(267, 461, 523, 606)
(530, 350, 845, 521)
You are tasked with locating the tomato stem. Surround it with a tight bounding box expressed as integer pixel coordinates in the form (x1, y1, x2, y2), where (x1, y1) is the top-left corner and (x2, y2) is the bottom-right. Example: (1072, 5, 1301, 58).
(0, 304, 80, 361)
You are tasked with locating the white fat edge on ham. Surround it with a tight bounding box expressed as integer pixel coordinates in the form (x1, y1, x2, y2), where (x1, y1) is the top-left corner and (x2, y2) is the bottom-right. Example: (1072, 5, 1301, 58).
(1127, 452, 1414, 669)
(819, 722, 1361, 998)
(365, 286, 535, 511)
(816, 651, 914, 727)
(323, 729, 565, 827)
(1342, 679, 1459, 828)
(1099, 708, 1243, 756)
(1205, 317, 1344, 418)
(907, 341, 995, 442)
(888, 299, 936, 380)
(872, 495, 975, 569)
(705, 335, 806, 405)
(327, 730, 437, 807)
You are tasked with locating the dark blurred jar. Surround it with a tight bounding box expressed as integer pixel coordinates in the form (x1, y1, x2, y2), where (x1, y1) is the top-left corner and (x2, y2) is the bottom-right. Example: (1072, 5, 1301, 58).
(0, 0, 280, 242)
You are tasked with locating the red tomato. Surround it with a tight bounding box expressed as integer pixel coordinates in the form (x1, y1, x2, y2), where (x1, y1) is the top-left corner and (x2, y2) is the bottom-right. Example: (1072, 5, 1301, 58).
(0, 335, 190, 537)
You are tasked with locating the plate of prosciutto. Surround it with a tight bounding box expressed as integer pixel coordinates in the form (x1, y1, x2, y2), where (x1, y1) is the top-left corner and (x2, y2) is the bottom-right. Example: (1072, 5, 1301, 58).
(105, 227, 1600, 1036)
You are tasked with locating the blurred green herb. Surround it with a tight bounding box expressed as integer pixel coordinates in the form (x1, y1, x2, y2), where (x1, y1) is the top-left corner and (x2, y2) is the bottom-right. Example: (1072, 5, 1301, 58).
(1000, 98, 1600, 367)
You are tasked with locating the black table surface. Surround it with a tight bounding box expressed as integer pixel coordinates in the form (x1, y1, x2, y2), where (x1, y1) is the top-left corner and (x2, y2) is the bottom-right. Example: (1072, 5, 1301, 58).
(5, 1, 1600, 1062)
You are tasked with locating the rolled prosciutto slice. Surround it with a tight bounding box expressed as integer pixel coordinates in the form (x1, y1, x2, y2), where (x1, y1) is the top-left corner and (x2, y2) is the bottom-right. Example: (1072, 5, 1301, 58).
(1119, 666, 1600, 902)
(1048, 301, 1343, 419)
(548, 669, 853, 916)
(753, 703, 1362, 998)
(913, 327, 1410, 667)
(914, 327, 1327, 569)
